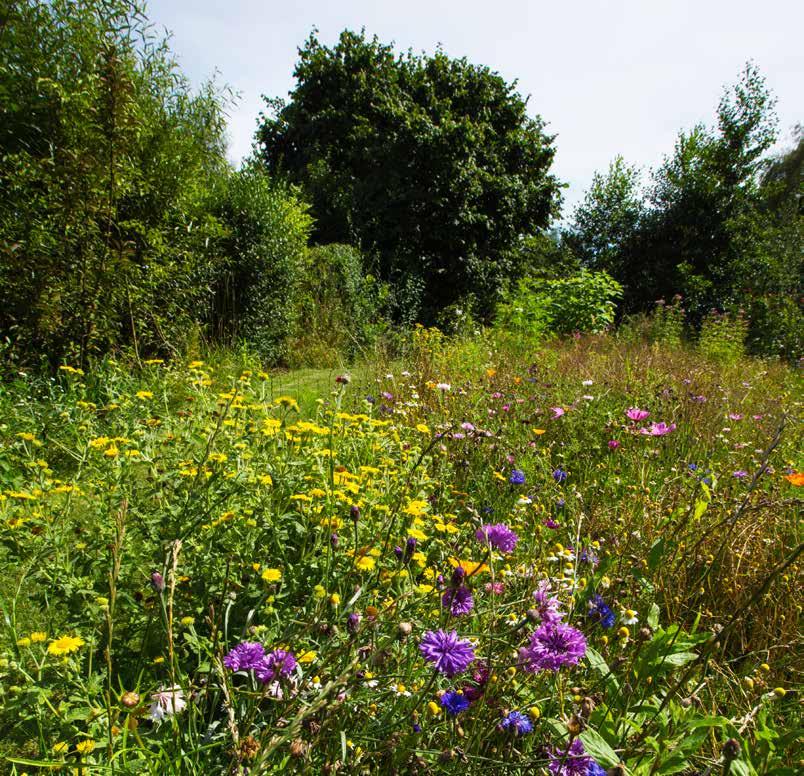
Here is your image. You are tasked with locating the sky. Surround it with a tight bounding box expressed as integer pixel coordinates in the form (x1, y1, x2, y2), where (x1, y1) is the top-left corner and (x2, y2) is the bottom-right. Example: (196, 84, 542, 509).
(149, 0, 802, 216)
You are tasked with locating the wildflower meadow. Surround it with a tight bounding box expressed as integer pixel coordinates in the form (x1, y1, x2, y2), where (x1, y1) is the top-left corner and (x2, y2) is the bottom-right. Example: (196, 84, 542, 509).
(0, 330, 800, 774)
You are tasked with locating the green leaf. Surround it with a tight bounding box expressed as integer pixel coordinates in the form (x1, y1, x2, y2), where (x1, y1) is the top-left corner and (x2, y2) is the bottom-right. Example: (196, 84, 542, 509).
(579, 729, 620, 768)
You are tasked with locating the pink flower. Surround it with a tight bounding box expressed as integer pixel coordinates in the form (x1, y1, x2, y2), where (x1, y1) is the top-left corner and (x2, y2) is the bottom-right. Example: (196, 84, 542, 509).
(551, 407, 565, 418)
(608, 440, 620, 449)
(626, 407, 650, 421)
(639, 422, 676, 436)
(728, 413, 743, 421)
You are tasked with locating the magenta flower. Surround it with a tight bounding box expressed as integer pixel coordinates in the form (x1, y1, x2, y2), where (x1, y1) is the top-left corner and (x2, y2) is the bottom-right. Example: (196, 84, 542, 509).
(626, 407, 650, 421)
(608, 439, 620, 449)
(475, 523, 519, 553)
(639, 421, 676, 436)
(519, 621, 586, 673)
(419, 629, 476, 677)
(551, 407, 565, 418)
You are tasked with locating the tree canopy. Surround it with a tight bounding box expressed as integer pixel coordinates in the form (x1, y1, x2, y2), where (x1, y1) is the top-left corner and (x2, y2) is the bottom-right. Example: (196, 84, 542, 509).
(257, 30, 562, 321)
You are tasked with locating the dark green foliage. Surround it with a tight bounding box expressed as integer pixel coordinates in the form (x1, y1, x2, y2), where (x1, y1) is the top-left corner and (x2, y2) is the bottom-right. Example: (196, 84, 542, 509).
(0, 0, 231, 366)
(288, 244, 387, 366)
(257, 30, 562, 322)
(213, 166, 313, 363)
(566, 64, 803, 358)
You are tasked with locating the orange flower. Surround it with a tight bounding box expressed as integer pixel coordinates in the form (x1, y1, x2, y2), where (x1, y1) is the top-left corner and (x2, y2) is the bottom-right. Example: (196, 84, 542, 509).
(783, 472, 804, 486)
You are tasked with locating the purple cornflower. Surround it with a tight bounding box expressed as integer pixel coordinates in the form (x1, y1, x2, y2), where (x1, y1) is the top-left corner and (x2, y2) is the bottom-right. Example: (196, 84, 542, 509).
(588, 595, 616, 629)
(519, 621, 587, 673)
(439, 690, 470, 715)
(475, 523, 519, 553)
(223, 641, 266, 672)
(499, 710, 533, 735)
(532, 580, 564, 623)
(553, 468, 568, 483)
(419, 629, 476, 677)
(548, 739, 592, 776)
(509, 469, 526, 485)
(255, 648, 297, 684)
(442, 586, 474, 616)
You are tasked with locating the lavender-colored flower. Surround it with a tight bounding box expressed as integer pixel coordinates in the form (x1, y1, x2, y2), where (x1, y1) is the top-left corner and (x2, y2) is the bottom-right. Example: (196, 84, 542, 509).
(639, 421, 676, 436)
(552, 468, 568, 483)
(587, 595, 616, 629)
(733, 470, 748, 479)
(475, 523, 519, 553)
(419, 629, 476, 677)
(442, 586, 474, 616)
(346, 612, 362, 634)
(440, 690, 470, 715)
(532, 580, 564, 623)
(255, 648, 297, 684)
(548, 739, 592, 776)
(509, 469, 526, 485)
(626, 407, 650, 421)
(223, 641, 266, 672)
(500, 710, 533, 735)
(519, 621, 587, 673)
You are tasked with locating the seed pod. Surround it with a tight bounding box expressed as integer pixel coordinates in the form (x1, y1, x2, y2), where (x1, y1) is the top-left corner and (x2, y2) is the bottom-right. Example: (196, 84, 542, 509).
(723, 738, 740, 761)
(120, 691, 140, 709)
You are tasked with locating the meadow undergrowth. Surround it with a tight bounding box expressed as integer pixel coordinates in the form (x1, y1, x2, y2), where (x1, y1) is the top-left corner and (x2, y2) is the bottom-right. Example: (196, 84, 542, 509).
(0, 331, 800, 774)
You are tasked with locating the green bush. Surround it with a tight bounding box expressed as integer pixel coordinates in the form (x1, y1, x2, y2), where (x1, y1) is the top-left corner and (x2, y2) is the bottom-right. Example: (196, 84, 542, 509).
(213, 166, 312, 363)
(0, 0, 231, 367)
(288, 244, 387, 366)
(497, 269, 622, 337)
(698, 309, 748, 363)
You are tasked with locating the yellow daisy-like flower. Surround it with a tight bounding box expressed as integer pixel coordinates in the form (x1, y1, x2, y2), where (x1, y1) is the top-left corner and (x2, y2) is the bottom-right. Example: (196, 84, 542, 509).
(30, 631, 47, 643)
(75, 739, 95, 755)
(47, 635, 85, 656)
(261, 568, 282, 583)
(354, 555, 376, 572)
(135, 390, 153, 400)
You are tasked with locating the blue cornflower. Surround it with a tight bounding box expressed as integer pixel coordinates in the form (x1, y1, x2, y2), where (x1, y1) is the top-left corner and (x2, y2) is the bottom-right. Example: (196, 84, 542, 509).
(509, 469, 526, 485)
(587, 762, 607, 776)
(688, 463, 698, 471)
(440, 690, 471, 715)
(500, 710, 533, 735)
(588, 595, 616, 629)
(553, 468, 568, 483)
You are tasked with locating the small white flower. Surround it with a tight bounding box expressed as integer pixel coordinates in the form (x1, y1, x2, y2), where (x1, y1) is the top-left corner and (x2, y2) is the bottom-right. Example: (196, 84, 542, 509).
(582, 379, 594, 386)
(436, 382, 451, 392)
(621, 609, 639, 625)
(149, 686, 186, 722)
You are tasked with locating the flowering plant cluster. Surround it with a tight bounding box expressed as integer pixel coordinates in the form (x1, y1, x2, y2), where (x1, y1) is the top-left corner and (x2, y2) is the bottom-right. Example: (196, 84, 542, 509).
(0, 335, 798, 773)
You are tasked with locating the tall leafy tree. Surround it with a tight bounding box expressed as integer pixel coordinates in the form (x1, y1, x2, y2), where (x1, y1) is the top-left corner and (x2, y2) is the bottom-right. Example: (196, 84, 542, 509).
(257, 30, 562, 320)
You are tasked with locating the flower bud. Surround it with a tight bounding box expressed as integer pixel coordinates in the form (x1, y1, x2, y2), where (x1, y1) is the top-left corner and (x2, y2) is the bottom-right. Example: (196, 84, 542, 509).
(120, 691, 140, 709)
(397, 621, 413, 640)
(150, 572, 164, 592)
(722, 738, 740, 761)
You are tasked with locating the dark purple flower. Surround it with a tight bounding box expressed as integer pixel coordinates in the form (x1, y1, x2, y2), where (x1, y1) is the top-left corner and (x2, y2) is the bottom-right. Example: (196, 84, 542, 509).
(419, 629, 476, 677)
(519, 621, 587, 673)
(500, 710, 533, 735)
(587, 763, 607, 776)
(150, 571, 165, 592)
(223, 641, 266, 672)
(346, 612, 361, 634)
(548, 739, 592, 776)
(440, 690, 470, 715)
(552, 468, 568, 483)
(608, 440, 620, 450)
(543, 518, 559, 529)
(732, 470, 748, 479)
(509, 469, 526, 485)
(255, 648, 297, 683)
(404, 536, 417, 562)
(532, 580, 564, 623)
(475, 523, 519, 553)
(442, 586, 474, 616)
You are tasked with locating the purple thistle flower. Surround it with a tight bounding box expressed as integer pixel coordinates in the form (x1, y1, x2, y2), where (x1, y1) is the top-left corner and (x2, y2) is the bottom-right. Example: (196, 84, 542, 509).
(442, 586, 474, 616)
(548, 739, 593, 776)
(440, 690, 470, 715)
(519, 621, 587, 673)
(509, 469, 526, 485)
(475, 523, 519, 553)
(419, 630, 476, 677)
(255, 648, 297, 684)
(500, 710, 533, 735)
(532, 580, 564, 623)
(223, 641, 266, 672)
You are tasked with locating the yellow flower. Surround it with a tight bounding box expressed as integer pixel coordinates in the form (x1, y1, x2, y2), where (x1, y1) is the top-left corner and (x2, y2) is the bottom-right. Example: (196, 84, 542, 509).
(532, 428, 546, 435)
(16, 637, 31, 648)
(53, 741, 69, 755)
(180, 617, 195, 627)
(329, 593, 341, 606)
(261, 568, 282, 583)
(354, 555, 376, 572)
(297, 650, 317, 663)
(415, 423, 430, 434)
(427, 700, 442, 715)
(75, 739, 95, 755)
(313, 584, 326, 599)
(30, 631, 47, 643)
(275, 395, 300, 412)
(135, 390, 153, 400)
(47, 635, 85, 656)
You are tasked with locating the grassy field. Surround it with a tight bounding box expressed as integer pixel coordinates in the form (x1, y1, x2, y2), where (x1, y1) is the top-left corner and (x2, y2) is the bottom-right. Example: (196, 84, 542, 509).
(0, 329, 800, 774)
